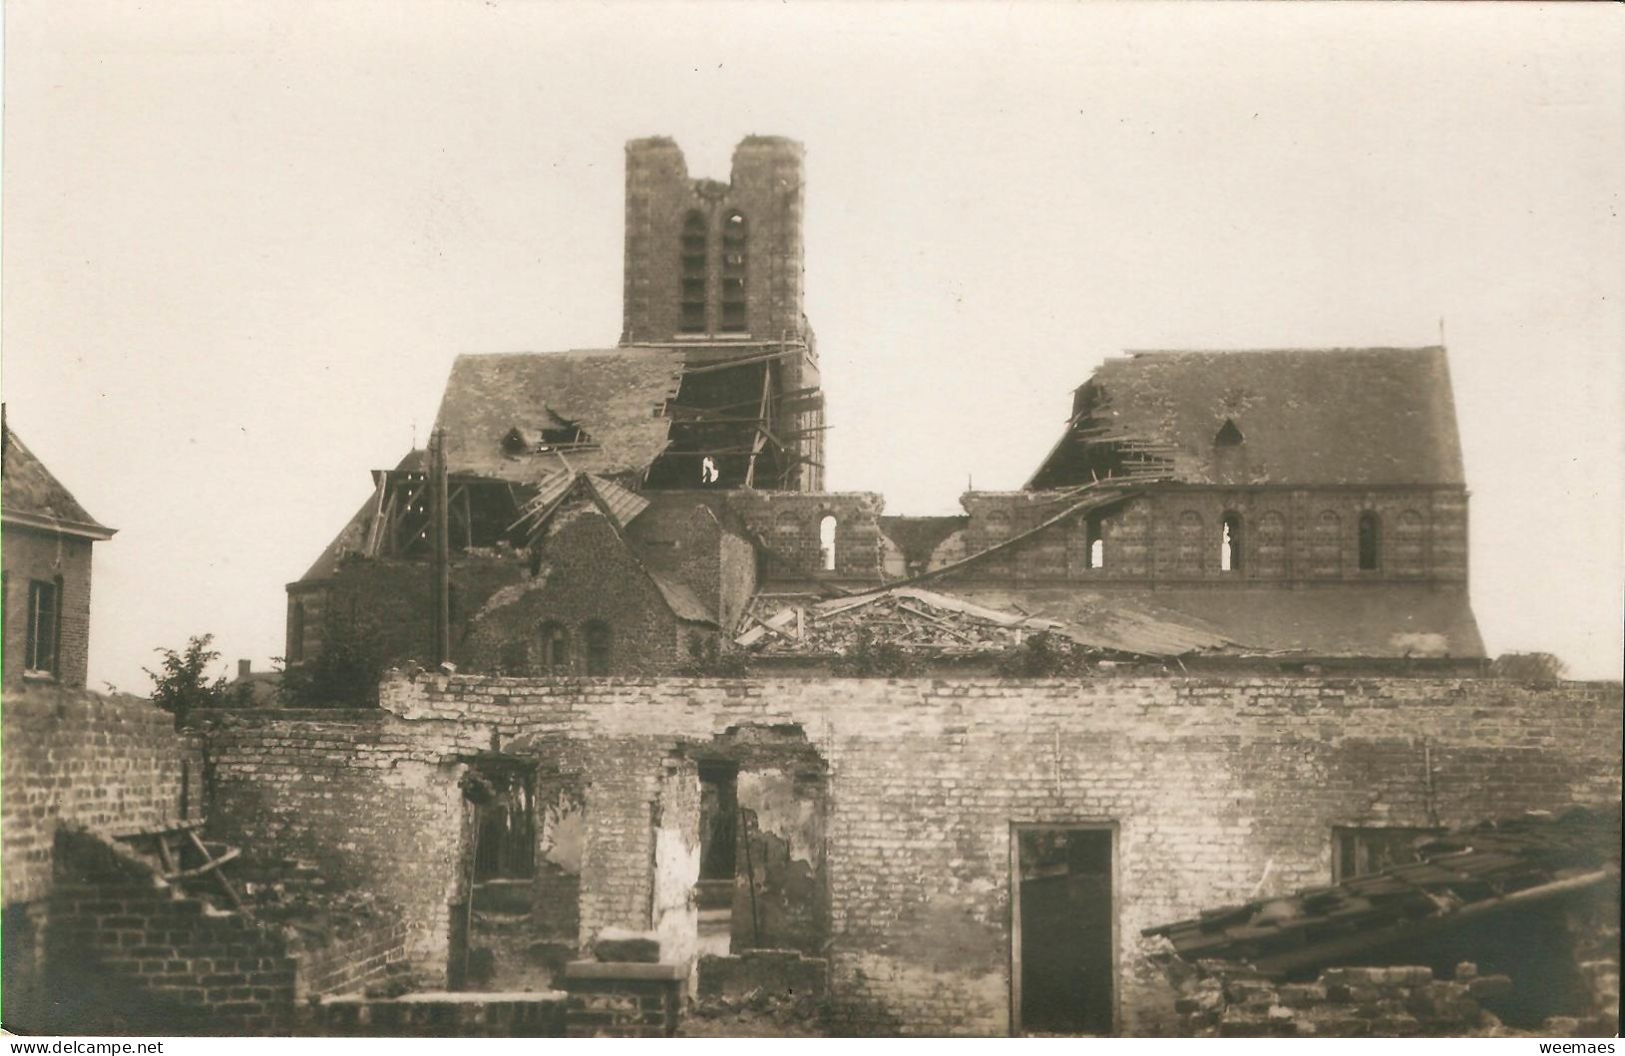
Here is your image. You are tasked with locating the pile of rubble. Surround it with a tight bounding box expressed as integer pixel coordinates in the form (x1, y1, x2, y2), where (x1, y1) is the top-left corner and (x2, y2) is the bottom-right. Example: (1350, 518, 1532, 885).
(736, 588, 1066, 660)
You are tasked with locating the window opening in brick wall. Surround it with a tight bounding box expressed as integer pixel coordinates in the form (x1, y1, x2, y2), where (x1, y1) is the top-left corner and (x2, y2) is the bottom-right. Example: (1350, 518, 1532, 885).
(25, 578, 60, 677)
(1220, 512, 1243, 573)
(819, 515, 837, 571)
(1085, 517, 1105, 570)
(1012, 825, 1115, 1036)
(1358, 511, 1381, 571)
(287, 600, 306, 664)
(584, 620, 612, 675)
(1331, 825, 1441, 882)
(1214, 418, 1244, 447)
(720, 211, 747, 333)
(539, 621, 570, 673)
(680, 211, 708, 334)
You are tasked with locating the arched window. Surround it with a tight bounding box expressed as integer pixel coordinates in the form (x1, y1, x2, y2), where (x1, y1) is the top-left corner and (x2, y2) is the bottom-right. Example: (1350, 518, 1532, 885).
(1215, 419, 1244, 447)
(1393, 510, 1425, 576)
(1313, 511, 1343, 577)
(584, 621, 612, 675)
(1220, 512, 1243, 573)
(1177, 511, 1204, 574)
(1255, 511, 1287, 578)
(1358, 511, 1381, 571)
(720, 211, 747, 333)
(680, 211, 708, 334)
(539, 621, 570, 673)
(819, 514, 838, 572)
(983, 509, 1011, 540)
(288, 600, 306, 664)
(1085, 516, 1105, 570)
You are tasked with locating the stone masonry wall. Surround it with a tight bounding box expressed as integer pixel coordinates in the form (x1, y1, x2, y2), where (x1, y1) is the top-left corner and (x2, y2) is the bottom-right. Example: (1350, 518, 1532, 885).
(197, 674, 1622, 1035)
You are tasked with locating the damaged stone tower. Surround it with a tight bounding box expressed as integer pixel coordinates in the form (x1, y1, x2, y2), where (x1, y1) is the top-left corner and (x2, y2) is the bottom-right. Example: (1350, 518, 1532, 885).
(622, 136, 825, 491)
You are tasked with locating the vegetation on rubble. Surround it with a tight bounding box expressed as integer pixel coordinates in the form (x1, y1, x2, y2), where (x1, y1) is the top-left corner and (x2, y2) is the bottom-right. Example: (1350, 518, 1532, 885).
(144, 633, 230, 726)
(994, 630, 1094, 677)
(1489, 652, 1568, 683)
(680, 632, 753, 677)
(830, 627, 923, 677)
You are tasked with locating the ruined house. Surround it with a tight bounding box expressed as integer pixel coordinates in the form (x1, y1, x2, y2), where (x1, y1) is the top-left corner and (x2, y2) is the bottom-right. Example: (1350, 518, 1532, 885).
(285, 135, 1483, 680)
(2, 410, 117, 689)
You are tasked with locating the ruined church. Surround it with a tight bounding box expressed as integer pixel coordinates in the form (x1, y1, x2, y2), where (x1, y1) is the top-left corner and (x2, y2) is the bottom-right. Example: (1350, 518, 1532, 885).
(287, 134, 1482, 679)
(4, 136, 1616, 1041)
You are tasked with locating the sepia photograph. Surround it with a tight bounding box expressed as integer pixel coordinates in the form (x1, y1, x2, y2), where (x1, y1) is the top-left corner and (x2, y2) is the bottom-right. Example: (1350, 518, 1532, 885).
(2, 0, 1621, 1042)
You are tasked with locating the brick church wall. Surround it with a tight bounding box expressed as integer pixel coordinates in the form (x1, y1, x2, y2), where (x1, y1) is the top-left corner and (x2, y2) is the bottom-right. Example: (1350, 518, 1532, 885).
(193, 673, 1621, 1035)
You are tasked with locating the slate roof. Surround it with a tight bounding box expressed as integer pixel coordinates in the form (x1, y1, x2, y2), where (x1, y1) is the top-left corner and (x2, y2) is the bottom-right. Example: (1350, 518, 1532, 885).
(1143, 805, 1621, 977)
(1049, 584, 1485, 659)
(1028, 347, 1466, 488)
(935, 586, 1242, 657)
(647, 571, 717, 626)
(433, 349, 686, 482)
(1, 425, 115, 539)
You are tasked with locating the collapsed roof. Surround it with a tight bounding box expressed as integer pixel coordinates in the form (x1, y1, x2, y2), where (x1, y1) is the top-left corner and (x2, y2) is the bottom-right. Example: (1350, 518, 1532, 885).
(1027, 347, 1467, 489)
(433, 349, 687, 482)
(1143, 805, 1622, 977)
(737, 584, 1240, 660)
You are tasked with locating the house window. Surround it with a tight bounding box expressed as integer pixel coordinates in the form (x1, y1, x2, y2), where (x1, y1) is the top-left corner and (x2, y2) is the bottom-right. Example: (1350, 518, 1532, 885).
(1333, 826, 1442, 881)
(26, 578, 61, 677)
(1085, 517, 1105, 570)
(288, 600, 306, 664)
(719, 211, 747, 333)
(819, 514, 838, 572)
(1220, 512, 1243, 573)
(584, 621, 612, 675)
(1358, 511, 1381, 571)
(680, 211, 708, 333)
(539, 621, 571, 673)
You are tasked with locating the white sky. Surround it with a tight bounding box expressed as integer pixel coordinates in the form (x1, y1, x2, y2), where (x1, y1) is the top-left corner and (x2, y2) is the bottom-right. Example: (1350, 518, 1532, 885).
(3, 1, 1622, 691)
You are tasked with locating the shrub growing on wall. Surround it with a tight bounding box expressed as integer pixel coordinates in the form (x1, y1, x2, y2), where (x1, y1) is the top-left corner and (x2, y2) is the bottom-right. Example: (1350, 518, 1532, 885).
(144, 633, 229, 726)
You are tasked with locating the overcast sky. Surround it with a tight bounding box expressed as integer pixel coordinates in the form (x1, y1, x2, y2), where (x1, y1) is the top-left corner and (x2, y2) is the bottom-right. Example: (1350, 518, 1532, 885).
(3, 1, 1622, 691)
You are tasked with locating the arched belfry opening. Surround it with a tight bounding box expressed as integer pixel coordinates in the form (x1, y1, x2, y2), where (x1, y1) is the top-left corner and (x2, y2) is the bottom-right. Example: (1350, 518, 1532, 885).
(680, 211, 708, 334)
(1215, 419, 1244, 447)
(1220, 512, 1243, 573)
(720, 211, 747, 333)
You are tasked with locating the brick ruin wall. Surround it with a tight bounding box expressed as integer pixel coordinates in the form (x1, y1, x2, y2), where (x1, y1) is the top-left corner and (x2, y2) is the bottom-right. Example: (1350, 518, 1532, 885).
(0, 688, 411, 1033)
(1, 685, 201, 908)
(194, 673, 1622, 1036)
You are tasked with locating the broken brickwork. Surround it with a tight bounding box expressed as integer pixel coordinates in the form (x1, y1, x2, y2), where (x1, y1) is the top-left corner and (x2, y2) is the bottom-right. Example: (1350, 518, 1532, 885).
(191, 672, 1621, 1035)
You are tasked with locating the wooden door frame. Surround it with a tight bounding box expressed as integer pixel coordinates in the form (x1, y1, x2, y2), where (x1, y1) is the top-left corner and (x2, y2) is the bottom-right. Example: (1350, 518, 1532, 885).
(1009, 820, 1121, 1037)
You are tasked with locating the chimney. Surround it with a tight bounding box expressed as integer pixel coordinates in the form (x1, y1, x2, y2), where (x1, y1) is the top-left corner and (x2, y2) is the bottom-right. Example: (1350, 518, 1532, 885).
(238, 659, 252, 679)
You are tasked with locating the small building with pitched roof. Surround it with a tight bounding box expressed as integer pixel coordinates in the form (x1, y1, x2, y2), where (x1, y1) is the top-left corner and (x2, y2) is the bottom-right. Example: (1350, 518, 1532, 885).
(2, 412, 116, 688)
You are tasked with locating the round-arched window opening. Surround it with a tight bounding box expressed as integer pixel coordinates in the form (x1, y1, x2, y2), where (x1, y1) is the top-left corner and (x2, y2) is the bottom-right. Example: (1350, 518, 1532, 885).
(819, 514, 838, 572)
(1220, 512, 1243, 573)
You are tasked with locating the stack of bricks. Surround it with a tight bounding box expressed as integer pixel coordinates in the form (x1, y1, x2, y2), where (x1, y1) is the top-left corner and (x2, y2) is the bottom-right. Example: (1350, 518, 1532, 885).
(313, 992, 566, 1036)
(562, 962, 687, 1037)
(1168, 961, 1623, 1038)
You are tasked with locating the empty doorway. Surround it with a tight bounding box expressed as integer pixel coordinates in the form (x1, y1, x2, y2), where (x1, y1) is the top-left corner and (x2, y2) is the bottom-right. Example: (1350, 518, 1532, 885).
(1011, 825, 1115, 1035)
